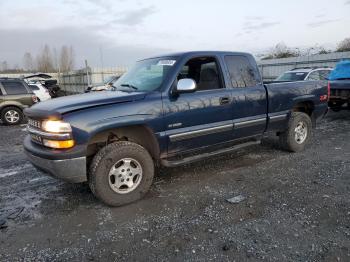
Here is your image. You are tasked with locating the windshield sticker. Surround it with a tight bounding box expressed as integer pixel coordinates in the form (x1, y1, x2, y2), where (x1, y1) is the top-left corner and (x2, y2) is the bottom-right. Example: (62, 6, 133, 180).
(157, 60, 176, 66)
(296, 73, 305, 75)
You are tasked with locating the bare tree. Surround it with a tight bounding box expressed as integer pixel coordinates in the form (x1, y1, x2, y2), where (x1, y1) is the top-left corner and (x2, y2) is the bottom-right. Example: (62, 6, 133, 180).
(36, 44, 55, 72)
(59, 45, 75, 72)
(23, 52, 35, 72)
(336, 37, 350, 52)
(262, 42, 300, 60)
(317, 47, 332, 54)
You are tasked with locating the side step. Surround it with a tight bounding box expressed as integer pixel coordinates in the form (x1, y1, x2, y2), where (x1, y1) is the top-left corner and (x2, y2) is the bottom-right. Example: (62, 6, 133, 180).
(161, 140, 261, 167)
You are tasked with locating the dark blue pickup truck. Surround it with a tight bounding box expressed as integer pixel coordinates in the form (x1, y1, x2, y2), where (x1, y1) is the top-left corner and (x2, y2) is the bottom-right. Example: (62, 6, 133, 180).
(24, 51, 328, 206)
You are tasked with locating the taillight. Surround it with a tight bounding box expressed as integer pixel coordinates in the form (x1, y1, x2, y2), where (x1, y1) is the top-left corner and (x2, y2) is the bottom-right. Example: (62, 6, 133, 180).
(320, 82, 331, 102)
(32, 95, 38, 103)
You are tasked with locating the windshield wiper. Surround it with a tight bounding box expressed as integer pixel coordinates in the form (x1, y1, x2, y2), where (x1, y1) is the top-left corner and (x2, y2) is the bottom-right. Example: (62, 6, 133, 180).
(120, 84, 138, 90)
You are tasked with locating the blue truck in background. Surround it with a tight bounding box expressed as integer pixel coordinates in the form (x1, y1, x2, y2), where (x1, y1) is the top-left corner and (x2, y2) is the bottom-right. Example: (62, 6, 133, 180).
(328, 60, 350, 111)
(23, 51, 329, 206)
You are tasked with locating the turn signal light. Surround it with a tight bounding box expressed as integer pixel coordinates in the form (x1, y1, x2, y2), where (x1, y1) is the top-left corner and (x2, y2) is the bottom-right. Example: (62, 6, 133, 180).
(43, 139, 75, 149)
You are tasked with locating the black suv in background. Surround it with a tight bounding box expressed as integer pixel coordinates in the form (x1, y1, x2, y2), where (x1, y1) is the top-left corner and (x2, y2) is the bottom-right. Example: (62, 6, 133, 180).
(0, 78, 37, 125)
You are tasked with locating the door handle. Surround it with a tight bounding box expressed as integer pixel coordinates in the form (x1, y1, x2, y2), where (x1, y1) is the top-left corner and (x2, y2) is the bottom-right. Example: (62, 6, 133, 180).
(219, 97, 230, 105)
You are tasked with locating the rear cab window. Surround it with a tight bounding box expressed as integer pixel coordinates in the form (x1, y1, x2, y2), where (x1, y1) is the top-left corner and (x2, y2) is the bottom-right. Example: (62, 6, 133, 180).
(224, 55, 260, 88)
(1, 80, 29, 95)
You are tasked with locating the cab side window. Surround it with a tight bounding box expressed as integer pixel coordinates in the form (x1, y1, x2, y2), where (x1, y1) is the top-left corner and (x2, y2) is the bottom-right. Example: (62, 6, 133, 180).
(177, 57, 223, 91)
(224, 55, 259, 88)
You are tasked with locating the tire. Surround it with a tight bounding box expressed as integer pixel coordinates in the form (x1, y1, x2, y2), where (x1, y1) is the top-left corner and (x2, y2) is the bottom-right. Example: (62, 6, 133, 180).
(279, 112, 312, 152)
(1, 106, 23, 125)
(89, 141, 155, 206)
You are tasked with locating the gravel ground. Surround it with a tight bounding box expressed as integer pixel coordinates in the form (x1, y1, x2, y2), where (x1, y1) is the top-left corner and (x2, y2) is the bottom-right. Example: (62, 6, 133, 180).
(0, 110, 349, 261)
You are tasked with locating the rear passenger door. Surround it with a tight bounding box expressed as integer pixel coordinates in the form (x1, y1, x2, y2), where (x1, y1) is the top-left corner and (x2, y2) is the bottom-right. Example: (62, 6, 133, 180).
(223, 55, 267, 139)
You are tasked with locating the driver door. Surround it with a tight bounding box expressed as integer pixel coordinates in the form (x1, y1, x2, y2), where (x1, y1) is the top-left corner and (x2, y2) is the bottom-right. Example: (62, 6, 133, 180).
(162, 56, 234, 156)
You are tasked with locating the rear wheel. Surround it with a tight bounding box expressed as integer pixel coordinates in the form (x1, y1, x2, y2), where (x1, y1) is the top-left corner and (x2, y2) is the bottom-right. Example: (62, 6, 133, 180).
(1, 107, 23, 125)
(89, 141, 154, 206)
(279, 112, 312, 152)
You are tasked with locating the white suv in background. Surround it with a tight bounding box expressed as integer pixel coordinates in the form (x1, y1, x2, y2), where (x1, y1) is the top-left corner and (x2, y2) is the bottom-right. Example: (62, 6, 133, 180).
(28, 83, 51, 102)
(275, 67, 333, 82)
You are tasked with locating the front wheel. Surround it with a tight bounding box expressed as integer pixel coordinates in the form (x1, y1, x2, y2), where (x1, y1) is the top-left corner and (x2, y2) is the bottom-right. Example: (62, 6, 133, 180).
(279, 112, 312, 152)
(89, 141, 154, 206)
(1, 107, 23, 125)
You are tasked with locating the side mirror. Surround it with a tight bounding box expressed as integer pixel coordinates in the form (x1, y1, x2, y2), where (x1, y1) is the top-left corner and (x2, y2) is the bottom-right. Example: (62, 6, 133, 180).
(176, 78, 197, 93)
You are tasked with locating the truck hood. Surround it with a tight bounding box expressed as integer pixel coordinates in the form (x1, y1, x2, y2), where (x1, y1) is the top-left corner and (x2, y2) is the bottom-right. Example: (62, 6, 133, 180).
(25, 91, 147, 119)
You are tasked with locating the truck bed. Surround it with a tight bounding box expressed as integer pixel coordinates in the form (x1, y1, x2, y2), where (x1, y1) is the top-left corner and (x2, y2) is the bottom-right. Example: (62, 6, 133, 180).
(264, 80, 329, 130)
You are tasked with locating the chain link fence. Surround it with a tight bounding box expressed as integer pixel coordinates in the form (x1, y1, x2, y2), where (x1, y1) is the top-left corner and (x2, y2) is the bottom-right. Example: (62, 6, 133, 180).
(257, 51, 350, 81)
(58, 66, 128, 94)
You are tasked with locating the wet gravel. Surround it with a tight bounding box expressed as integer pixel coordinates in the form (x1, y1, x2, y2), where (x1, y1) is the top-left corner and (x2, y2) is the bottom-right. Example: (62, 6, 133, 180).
(0, 110, 349, 261)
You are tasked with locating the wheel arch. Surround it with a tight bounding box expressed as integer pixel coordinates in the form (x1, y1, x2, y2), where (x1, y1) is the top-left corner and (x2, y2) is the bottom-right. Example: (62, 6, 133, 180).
(0, 104, 24, 114)
(291, 100, 316, 127)
(87, 124, 160, 160)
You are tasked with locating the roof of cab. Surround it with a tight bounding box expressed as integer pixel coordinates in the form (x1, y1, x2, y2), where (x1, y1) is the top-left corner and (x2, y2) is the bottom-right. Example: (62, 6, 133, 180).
(139, 51, 253, 61)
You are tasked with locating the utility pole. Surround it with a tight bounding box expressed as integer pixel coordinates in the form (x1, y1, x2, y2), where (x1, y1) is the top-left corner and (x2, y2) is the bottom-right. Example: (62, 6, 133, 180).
(85, 59, 91, 89)
(99, 46, 104, 83)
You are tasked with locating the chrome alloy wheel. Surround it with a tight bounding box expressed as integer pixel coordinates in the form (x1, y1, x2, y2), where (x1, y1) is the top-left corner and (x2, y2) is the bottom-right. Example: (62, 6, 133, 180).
(294, 121, 308, 144)
(5, 110, 20, 123)
(108, 158, 143, 194)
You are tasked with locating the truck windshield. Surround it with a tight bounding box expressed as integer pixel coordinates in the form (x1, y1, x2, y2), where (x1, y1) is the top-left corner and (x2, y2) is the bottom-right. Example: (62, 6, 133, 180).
(112, 57, 177, 92)
(275, 72, 308, 81)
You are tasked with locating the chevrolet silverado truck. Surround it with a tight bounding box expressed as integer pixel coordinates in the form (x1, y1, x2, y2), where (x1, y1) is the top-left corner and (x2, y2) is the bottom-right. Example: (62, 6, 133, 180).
(328, 60, 350, 111)
(24, 51, 329, 206)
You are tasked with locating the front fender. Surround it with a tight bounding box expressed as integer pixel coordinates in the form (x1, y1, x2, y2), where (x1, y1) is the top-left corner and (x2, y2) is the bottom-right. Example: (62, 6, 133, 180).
(86, 114, 156, 139)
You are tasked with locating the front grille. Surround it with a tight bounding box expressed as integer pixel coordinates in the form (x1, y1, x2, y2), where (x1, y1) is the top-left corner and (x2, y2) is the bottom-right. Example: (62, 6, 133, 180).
(27, 118, 43, 145)
(28, 118, 41, 129)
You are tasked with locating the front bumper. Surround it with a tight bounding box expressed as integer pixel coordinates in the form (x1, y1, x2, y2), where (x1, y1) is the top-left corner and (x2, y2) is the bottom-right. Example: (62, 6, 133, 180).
(25, 150, 87, 183)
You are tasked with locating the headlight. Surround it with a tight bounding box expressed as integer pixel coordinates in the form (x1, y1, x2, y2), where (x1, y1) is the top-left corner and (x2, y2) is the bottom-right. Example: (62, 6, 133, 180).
(28, 119, 75, 149)
(41, 120, 72, 133)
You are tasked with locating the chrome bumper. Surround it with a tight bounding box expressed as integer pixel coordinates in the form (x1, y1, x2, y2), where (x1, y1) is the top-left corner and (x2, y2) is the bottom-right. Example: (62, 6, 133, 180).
(25, 151, 87, 183)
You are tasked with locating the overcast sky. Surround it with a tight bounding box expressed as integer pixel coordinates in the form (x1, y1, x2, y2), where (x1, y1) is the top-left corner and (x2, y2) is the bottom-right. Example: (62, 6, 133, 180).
(0, 0, 349, 68)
